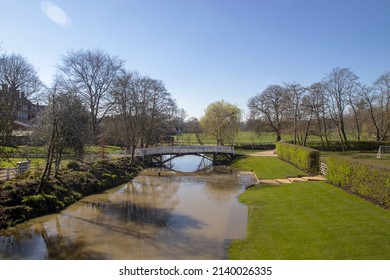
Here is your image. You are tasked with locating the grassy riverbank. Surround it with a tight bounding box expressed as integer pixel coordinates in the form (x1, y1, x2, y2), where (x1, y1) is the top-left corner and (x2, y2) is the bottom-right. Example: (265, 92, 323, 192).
(232, 156, 306, 179)
(0, 157, 142, 229)
(229, 156, 390, 259)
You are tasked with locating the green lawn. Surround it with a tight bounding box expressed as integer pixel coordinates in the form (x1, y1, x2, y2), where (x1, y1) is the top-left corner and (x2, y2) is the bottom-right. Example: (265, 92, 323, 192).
(175, 131, 343, 145)
(229, 181, 390, 259)
(232, 156, 306, 179)
(321, 151, 390, 169)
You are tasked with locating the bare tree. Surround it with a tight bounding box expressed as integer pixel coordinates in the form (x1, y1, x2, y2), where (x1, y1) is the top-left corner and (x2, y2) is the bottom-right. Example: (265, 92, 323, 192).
(186, 117, 206, 145)
(370, 72, 390, 141)
(284, 82, 307, 144)
(247, 84, 288, 142)
(306, 82, 331, 147)
(0, 52, 43, 98)
(35, 85, 89, 192)
(322, 67, 358, 148)
(111, 70, 146, 162)
(0, 53, 43, 144)
(347, 83, 366, 141)
(57, 48, 124, 141)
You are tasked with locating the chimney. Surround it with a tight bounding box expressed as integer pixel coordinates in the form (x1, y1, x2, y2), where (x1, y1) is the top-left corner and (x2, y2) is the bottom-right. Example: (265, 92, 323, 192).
(1, 84, 8, 92)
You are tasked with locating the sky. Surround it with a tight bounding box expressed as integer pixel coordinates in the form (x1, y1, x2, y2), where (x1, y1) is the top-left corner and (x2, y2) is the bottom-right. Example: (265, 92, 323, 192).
(1, 0, 390, 120)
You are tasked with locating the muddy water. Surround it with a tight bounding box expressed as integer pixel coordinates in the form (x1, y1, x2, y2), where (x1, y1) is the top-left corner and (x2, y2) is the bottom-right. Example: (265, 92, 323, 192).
(0, 158, 255, 260)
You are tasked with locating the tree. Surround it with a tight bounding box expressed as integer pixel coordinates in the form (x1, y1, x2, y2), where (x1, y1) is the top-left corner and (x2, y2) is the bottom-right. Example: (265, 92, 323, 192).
(56, 48, 124, 141)
(0, 53, 43, 144)
(247, 84, 288, 142)
(35, 85, 89, 191)
(322, 67, 358, 148)
(186, 117, 206, 145)
(110, 70, 181, 160)
(370, 72, 390, 141)
(200, 100, 241, 145)
(284, 82, 306, 144)
(0, 52, 43, 98)
(306, 82, 331, 147)
(110, 70, 146, 162)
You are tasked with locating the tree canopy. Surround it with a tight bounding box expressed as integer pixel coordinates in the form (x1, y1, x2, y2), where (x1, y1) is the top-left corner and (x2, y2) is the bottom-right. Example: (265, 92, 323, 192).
(200, 100, 241, 145)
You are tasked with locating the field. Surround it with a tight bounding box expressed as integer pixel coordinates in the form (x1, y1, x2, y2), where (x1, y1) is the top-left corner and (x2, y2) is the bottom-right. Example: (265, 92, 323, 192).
(176, 131, 330, 145)
(229, 156, 390, 259)
(320, 151, 390, 169)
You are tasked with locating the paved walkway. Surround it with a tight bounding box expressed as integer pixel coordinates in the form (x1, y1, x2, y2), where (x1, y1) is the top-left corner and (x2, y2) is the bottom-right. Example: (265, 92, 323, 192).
(256, 175, 326, 186)
(241, 150, 326, 187)
(247, 149, 277, 156)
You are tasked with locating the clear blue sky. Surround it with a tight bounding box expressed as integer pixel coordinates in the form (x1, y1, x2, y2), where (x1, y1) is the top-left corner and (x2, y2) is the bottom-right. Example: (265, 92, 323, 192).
(1, 0, 390, 119)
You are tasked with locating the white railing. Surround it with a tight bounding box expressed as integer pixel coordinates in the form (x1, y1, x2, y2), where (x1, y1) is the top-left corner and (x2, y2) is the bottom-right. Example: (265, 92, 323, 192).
(320, 162, 328, 176)
(133, 145, 235, 157)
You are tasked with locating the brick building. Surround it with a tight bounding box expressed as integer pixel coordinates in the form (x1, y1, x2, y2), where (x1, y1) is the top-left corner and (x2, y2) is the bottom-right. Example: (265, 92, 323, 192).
(0, 83, 43, 127)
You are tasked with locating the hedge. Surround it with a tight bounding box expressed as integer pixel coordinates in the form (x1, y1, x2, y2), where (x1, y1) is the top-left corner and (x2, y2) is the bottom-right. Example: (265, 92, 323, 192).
(276, 142, 320, 173)
(326, 156, 390, 209)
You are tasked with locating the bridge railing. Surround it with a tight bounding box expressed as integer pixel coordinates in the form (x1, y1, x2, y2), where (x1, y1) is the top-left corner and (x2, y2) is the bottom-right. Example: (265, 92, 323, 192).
(133, 145, 234, 157)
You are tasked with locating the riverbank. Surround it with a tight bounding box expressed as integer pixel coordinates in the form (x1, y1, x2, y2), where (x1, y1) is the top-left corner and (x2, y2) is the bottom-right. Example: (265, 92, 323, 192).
(229, 155, 390, 259)
(0, 157, 143, 230)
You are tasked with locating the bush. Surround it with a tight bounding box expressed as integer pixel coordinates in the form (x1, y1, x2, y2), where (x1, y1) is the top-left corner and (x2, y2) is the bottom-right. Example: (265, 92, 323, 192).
(22, 194, 63, 215)
(66, 160, 81, 171)
(326, 156, 390, 208)
(276, 142, 320, 173)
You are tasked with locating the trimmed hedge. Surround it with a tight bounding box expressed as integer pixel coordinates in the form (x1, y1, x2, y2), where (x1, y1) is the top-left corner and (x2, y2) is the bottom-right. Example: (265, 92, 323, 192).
(326, 156, 390, 209)
(276, 142, 320, 173)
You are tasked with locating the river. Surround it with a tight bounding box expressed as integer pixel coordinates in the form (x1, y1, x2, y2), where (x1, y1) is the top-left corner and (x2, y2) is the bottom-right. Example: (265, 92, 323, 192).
(0, 156, 255, 259)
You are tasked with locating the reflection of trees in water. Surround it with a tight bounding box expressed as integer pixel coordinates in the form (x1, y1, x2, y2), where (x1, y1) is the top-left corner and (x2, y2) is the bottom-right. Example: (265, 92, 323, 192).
(0, 172, 249, 259)
(202, 174, 242, 206)
(37, 218, 110, 259)
(88, 175, 182, 227)
(0, 217, 109, 259)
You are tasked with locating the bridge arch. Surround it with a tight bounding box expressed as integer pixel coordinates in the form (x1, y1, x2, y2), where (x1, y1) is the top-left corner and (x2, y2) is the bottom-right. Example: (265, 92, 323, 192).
(132, 145, 236, 167)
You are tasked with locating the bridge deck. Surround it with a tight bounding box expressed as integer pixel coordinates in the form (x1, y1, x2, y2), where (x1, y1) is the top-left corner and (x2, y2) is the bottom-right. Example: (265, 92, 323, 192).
(134, 145, 234, 157)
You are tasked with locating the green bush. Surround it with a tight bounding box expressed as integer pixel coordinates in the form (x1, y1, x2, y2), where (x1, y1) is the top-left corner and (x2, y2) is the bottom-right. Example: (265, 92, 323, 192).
(326, 156, 390, 208)
(22, 194, 63, 214)
(276, 142, 320, 173)
(66, 160, 81, 170)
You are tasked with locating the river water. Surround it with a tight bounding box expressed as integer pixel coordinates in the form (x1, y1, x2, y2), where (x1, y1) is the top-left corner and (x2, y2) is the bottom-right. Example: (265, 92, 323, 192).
(0, 156, 255, 260)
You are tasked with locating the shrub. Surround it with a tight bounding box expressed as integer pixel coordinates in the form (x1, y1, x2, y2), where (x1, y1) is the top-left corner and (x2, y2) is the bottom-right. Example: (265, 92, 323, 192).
(22, 194, 62, 215)
(66, 160, 81, 171)
(326, 156, 390, 208)
(276, 142, 320, 173)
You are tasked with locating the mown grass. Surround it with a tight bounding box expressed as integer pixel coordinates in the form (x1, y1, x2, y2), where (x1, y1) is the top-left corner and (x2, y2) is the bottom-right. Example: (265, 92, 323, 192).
(229, 181, 390, 259)
(321, 151, 390, 169)
(232, 156, 306, 179)
(176, 131, 344, 145)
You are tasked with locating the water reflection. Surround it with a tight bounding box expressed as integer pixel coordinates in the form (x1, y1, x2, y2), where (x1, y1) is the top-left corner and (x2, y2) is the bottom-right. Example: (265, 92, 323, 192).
(0, 158, 253, 260)
(164, 155, 213, 172)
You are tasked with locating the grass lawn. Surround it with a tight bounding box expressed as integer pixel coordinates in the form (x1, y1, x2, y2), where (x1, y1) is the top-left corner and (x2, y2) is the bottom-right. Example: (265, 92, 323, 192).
(229, 181, 390, 259)
(0, 157, 46, 168)
(321, 151, 390, 169)
(232, 156, 306, 179)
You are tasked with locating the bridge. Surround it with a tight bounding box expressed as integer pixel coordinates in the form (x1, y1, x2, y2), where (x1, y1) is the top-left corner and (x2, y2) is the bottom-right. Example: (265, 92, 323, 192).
(133, 145, 236, 167)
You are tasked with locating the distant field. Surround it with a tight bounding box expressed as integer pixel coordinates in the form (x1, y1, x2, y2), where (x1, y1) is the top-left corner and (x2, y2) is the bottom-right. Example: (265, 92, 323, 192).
(176, 132, 332, 145)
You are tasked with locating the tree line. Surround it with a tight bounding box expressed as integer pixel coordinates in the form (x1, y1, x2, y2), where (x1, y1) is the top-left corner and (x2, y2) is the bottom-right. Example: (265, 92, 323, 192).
(0, 48, 187, 185)
(247, 67, 390, 149)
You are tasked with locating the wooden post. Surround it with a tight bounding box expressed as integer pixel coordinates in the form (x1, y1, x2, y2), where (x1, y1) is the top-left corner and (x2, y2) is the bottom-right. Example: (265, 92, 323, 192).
(6, 168, 10, 180)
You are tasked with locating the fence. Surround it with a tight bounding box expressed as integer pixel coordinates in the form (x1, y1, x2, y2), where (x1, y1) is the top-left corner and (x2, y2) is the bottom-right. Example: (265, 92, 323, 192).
(320, 162, 328, 176)
(0, 168, 16, 181)
(0, 161, 33, 181)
